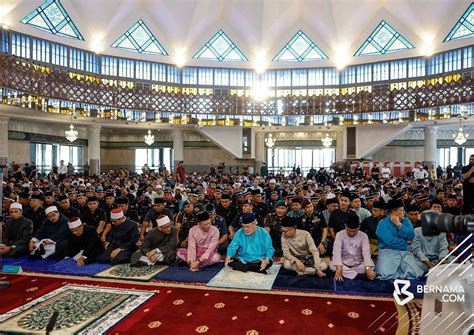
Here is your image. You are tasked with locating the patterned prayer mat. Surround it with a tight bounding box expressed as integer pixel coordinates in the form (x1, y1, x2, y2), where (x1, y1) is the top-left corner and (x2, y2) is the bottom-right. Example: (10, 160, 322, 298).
(94, 263, 168, 281)
(207, 264, 281, 291)
(0, 284, 155, 334)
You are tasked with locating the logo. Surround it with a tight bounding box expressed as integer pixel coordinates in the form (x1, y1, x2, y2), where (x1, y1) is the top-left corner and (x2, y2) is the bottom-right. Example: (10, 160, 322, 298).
(393, 279, 414, 305)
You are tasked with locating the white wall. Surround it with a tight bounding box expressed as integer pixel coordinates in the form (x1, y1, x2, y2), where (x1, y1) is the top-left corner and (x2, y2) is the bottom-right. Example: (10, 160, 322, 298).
(8, 139, 30, 164)
(372, 147, 425, 162)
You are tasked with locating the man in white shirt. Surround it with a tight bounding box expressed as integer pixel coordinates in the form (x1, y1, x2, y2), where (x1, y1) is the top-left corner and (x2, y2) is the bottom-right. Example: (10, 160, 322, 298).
(58, 160, 67, 181)
(413, 164, 428, 180)
(144, 185, 158, 203)
(381, 163, 391, 179)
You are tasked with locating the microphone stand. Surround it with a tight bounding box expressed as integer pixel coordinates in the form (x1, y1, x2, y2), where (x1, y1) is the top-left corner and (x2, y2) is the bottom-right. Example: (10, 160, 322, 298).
(0, 164, 12, 288)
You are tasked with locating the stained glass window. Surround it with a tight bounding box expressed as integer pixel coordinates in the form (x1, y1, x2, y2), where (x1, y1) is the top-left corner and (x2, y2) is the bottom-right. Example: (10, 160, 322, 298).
(21, 0, 84, 40)
(112, 20, 167, 55)
(273, 30, 328, 61)
(444, 2, 474, 42)
(354, 20, 414, 56)
(193, 30, 247, 61)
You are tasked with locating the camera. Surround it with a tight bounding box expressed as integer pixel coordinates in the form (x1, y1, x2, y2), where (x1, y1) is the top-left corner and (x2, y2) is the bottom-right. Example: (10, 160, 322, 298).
(421, 210, 474, 236)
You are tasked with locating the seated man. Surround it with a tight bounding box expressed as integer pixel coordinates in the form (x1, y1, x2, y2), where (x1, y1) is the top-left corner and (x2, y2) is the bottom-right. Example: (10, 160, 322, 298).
(206, 204, 229, 255)
(281, 216, 327, 277)
(66, 217, 104, 266)
(177, 211, 221, 271)
(297, 199, 329, 256)
(375, 200, 424, 280)
(29, 206, 70, 259)
(225, 213, 274, 274)
(264, 200, 287, 258)
(360, 200, 386, 256)
(411, 226, 450, 272)
(130, 215, 177, 266)
(1, 203, 33, 258)
(175, 200, 198, 248)
(351, 194, 372, 223)
(98, 209, 139, 265)
(330, 213, 376, 281)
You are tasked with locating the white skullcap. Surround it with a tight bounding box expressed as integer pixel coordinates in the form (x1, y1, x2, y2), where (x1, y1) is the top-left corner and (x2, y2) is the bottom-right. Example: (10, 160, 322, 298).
(156, 185, 163, 189)
(68, 218, 82, 229)
(45, 206, 58, 215)
(10, 203, 22, 210)
(269, 179, 277, 184)
(156, 215, 171, 227)
(110, 209, 124, 220)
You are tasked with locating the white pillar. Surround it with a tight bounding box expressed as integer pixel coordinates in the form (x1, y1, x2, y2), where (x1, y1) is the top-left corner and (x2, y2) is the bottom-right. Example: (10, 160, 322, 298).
(335, 130, 344, 163)
(87, 125, 101, 175)
(255, 132, 265, 173)
(424, 126, 437, 168)
(0, 116, 9, 166)
(172, 129, 184, 169)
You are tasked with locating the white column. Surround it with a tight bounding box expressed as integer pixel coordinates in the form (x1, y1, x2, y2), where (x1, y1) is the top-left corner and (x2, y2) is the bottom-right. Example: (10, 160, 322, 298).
(255, 131, 265, 173)
(0, 116, 9, 166)
(424, 126, 437, 168)
(335, 130, 344, 162)
(87, 125, 101, 175)
(172, 129, 184, 169)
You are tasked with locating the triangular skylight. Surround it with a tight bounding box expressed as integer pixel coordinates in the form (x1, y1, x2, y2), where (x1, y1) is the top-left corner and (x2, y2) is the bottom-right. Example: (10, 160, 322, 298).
(112, 20, 168, 55)
(273, 30, 328, 61)
(21, 0, 84, 40)
(193, 30, 247, 61)
(444, 2, 474, 42)
(354, 20, 414, 56)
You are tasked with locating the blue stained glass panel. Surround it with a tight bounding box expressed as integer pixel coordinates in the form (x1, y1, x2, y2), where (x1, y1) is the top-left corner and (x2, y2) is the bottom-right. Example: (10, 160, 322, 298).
(354, 20, 414, 56)
(444, 3, 474, 42)
(273, 30, 328, 61)
(112, 19, 168, 55)
(21, 0, 84, 40)
(193, 30, 247, 61)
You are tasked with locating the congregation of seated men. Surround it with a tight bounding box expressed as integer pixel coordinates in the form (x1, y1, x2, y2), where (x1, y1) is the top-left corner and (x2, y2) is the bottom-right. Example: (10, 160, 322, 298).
(2, 157, 472, 281)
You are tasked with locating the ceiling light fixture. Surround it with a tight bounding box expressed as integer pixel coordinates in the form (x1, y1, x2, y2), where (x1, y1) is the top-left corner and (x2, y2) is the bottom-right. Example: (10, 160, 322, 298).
(144, 129, 155, 146)
(265, 133, 276, 148)
(65, 123, 78, 142)
(453, 120, 468, 145)
(322, 133, 333, 148)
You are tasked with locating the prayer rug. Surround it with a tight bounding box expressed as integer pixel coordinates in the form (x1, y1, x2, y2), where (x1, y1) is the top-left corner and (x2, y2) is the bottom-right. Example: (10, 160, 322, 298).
(1, 255, 58, 273)
(95, 263, 168, 281)
(153, 262, 224, 284)
(48, 258, 112, 276)
(0, 284, 155, 334)
(0, 273, 421, 335)
(272, 267, 335, 293)
(207, 264, 281, 291)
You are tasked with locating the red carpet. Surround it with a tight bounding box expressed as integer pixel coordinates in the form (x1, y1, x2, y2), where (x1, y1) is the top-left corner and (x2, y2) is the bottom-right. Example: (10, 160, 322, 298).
(0, 273, 418, 335)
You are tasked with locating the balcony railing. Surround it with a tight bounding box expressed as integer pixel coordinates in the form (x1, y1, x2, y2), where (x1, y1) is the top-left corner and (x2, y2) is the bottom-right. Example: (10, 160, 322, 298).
(0, 54, 472, 117)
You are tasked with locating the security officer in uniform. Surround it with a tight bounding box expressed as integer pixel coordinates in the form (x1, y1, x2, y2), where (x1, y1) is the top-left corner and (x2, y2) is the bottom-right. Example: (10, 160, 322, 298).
(175, 200, 198, 248)
(206, 204, 229, 255)
(251, 188, 269, 226)
(24, 194, 46, 233)
(298, 199, 329, 256)
(264, 200, 287, 257)
(216, 193, 239, 228)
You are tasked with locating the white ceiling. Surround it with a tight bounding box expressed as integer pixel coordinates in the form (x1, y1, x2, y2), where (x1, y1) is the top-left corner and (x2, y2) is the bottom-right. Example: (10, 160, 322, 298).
(0, 0, 472, 70)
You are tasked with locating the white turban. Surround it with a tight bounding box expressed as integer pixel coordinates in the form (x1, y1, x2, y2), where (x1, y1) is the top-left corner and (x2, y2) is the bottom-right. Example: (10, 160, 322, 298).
(156, 216, 171, 227)
(10, 203, 22, 211)
(68, 218, 82, 229)
(45, 206, 58, 215)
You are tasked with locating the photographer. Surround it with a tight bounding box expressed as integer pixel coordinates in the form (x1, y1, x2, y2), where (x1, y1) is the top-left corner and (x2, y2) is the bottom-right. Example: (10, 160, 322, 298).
(461, 154, 474, 214)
